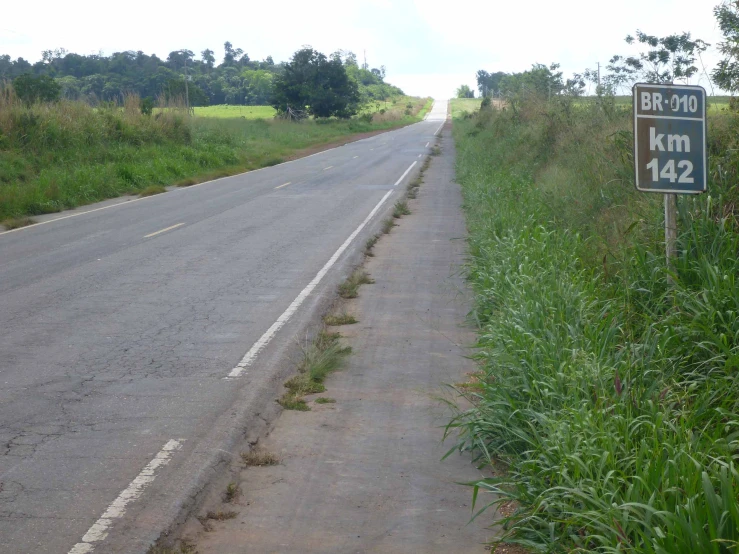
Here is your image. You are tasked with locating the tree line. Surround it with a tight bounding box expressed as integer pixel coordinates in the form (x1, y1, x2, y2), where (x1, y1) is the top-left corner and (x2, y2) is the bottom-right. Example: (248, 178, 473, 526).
(463, 2, 739, 100)
(0, 43, 403, 111)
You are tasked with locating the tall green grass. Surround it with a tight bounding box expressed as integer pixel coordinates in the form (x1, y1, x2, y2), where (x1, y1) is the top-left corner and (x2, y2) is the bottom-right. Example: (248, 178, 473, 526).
(448, 97, 739, 553)
(0, 90, 430, 221)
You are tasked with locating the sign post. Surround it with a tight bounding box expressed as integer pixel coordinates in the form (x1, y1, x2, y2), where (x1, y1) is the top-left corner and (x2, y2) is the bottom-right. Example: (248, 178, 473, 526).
(633, 83, 707, 268)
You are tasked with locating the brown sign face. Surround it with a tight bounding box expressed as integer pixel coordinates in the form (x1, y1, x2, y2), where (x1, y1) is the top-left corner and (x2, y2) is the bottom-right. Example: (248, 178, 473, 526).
(633, 83, 707, 194)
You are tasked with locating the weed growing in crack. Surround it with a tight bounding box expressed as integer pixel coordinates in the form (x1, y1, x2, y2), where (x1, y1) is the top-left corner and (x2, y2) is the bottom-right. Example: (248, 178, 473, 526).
(224, 482, 240, 503)
(315, 397, 336, 404)
(338, 269, 374, 299)
(278, 330, 351, 410)
(393, 200, 411, 218)
(365, 233, 380, 256)
(323, 312, 358, 326)
(241, 450, 280, 467)
(381, 217, 396, 234)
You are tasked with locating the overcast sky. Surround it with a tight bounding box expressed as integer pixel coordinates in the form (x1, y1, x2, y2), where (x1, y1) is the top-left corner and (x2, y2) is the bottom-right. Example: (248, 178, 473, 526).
(0, 0, 727, 98)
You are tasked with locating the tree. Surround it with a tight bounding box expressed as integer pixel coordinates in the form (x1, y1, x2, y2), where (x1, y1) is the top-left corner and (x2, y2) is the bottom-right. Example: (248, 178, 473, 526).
(476, 70, 508, 96)
(609, 30, 708, 86)
(456, 84, 474, 98)
(13, 74, 61, 103)
(713, 1, 739, 92)
(201, 49, 215, 73)
(271, 47, 359, 118)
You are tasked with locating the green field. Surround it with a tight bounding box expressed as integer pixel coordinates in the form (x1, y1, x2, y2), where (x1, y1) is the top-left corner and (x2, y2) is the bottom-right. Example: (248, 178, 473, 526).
(193, 105, 277, 119)
(450, 98, 481, 119)
(0, 95, 432, 224)
(449, 98, 739, 552)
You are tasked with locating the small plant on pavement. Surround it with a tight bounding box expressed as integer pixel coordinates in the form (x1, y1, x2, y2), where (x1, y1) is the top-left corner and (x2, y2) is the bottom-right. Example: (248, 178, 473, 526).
(241, 450, 280, 467)
(278, 330, 351, 410)
(393, 200, 411, 218)
(323, 312, 358, 326)
(338, 269, 374, 299)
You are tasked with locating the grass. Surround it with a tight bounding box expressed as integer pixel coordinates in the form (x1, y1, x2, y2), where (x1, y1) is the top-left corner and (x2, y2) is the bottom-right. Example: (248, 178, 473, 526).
(147, 539, 198, 554)
(446, 96, 739, 552)
(450, 98, 482, 119)
(241, 450, 280, 467)
(381, 217, 395, 234)
(337, 269, 374, 299)
(1, 215, 35, 230)
(278, 330, 351, 410)
(315, 397, 336, 404)
(205, 510, 237, 521)
(0, 89, 432, 221)
(224, 482, 240, 503)
(323, 312, 358, 326)
(193, 105, 276, 119)
(392, 200, 410, 218)
(138, 185, 166, 197)
(364, 233, 380, 256)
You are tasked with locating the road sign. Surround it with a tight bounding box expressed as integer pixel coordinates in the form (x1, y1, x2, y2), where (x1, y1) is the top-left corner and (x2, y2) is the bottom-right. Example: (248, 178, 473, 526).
(633, 83, 707, 194)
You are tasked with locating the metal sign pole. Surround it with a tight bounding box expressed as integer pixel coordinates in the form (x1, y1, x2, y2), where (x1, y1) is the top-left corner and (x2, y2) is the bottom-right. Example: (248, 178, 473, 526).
(633, 83, 707, 279)
(664, 193, 677, 266)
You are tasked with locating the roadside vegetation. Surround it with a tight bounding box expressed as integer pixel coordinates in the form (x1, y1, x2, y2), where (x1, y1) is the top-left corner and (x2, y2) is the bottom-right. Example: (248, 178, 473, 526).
(0, 87, 429, 223)
(448, 7, 739, 553)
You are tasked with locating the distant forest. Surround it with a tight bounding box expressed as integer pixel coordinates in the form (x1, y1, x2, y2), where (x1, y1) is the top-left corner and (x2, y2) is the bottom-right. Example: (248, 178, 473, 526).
(0, 43, 403, 106)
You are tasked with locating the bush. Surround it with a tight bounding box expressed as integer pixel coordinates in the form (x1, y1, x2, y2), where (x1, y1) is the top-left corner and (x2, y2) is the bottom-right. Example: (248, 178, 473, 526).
(13, 74, 61, 104)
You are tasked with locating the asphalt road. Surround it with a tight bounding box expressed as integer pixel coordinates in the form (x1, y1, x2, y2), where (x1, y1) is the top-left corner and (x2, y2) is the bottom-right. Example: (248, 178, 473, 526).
(0, 102, 448, 554)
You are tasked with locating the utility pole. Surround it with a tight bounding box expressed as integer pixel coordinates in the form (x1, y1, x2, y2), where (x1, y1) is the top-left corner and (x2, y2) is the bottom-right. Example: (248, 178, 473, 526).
(363, 49, 367, 70)
(597, 61, 601, 94)
(184, 54, 190, 114)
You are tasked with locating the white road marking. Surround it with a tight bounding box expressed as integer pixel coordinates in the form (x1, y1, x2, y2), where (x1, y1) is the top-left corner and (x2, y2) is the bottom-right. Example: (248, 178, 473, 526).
(353, 156, 359, 159)
(434, 121, 445, 136)
(323, 166, 334, 171)
(274, 182, 292, 190)
(226, 178, 404, 379)
(418, 154, 422, 158)
(144, 222, 184, 238)
(68, 439, 183, 554)
(0, 120, 435, 239)
(393, 161, 417, 187)
(426, 142, 430, 148)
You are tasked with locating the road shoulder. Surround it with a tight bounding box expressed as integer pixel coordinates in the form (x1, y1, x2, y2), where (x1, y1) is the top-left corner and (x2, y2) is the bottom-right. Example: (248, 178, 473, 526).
(176, 122, 494, 553)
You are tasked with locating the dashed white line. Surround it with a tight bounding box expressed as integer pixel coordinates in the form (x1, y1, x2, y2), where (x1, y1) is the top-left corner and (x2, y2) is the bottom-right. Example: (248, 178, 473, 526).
(425, 142, 430, 148)
(68, 439, 183, 554)
(274, 182, 292, 190)
(143, 222, 184, 238)
(353, 156, 359, 159)
(323, 166, 334, 171)
(418, 154, 422, 158)
(226, 164, 415, 379)
(393, 161, 417, 187)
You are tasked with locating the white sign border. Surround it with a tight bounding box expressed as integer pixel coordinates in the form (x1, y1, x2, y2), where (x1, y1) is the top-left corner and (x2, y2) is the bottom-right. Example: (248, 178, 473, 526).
(632, 82, 707, 195)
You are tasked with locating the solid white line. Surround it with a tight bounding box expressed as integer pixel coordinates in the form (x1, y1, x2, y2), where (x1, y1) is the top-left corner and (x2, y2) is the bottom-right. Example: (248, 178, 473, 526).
(68, 439, 183, 554)
(274, 182, 291, 190)
(393, 161, 417, 187)
(144, 222, 184, 238)
(434, 121, 445, 136)
(227, 187, 397, 379)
